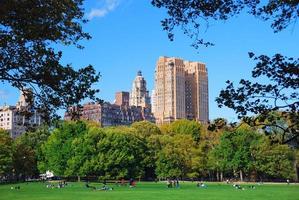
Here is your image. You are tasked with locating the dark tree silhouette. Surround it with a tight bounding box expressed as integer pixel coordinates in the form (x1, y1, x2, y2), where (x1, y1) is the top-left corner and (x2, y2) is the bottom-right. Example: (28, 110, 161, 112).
(0, 0, 100, 122)
(151, 0, 299, 144)
(216, 53, 298, 144)
(151, 0, 299, 48)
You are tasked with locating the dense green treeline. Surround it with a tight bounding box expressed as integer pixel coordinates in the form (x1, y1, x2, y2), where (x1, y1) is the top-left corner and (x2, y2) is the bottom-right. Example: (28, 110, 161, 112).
(0, 120, 298, 182)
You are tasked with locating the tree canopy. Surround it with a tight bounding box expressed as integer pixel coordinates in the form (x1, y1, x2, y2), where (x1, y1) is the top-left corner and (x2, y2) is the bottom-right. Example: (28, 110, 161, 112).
(151, 0, 299, 48)
(0, 129, 13, 177)
(216, 53, 299, 144)
(0, 0, 100, 122)
(0, 120, 297, 181)
(151, 0, 299, 145)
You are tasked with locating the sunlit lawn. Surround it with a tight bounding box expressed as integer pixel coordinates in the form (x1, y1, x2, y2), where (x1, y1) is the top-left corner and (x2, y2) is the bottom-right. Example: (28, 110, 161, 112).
(0, 181, 299, 200)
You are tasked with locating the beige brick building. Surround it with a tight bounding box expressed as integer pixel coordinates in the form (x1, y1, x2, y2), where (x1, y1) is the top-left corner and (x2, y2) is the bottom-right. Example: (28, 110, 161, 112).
(153, 56, 209, 124)
(115, 91, 130, 107)
(0, 91, 43, 138)
(64, 101, 155, 127)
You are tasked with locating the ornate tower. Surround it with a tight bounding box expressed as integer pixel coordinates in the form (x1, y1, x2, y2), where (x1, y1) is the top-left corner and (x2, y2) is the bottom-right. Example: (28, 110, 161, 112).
(129, 71, 151, 108)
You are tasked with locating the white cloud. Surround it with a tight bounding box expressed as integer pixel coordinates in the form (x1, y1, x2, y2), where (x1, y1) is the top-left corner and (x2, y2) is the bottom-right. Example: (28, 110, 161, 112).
(88, 9, 108, 19)
(87, 0, 120, 20)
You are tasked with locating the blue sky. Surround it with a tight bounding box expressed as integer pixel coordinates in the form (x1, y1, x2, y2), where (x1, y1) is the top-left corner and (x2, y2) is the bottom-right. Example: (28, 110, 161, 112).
(0, 0, 298, 122)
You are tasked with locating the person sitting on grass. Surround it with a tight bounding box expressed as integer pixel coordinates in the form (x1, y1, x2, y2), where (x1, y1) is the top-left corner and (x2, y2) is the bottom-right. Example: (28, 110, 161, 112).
(248, 185, 256, 189)
(121, 178, 126, 186)
(46, 183, 55, 189)
(197, 182, 207, 188)
(173, 179, 177, 188)
(176, 179, 180, 188)
(233, 184, 244, 190)
(129, 178, 136, 188)
(167, 179, 172, 188)
(10, 186, 20, 190)
(57, 181, 64, 188)
(100, 184, 114, 191)
(63, 180, 68, 186)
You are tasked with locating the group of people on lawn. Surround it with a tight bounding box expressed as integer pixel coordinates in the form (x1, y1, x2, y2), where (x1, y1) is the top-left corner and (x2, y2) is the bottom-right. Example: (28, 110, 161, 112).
(167, 179, 180, 188)
(85, 178, 136, 191)
(46, 180, 68, 189)
(42, 177, 293, 192)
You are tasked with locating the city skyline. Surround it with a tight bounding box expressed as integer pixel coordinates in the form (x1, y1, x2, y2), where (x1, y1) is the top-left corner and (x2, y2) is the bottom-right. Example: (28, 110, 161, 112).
(64, 69, 155, 126)
(0, 0, 297, 122)
(0, 0, 298, 190)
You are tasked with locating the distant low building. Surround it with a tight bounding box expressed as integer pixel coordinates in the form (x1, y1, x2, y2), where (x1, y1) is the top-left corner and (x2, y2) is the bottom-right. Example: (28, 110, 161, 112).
(64, 101, 155, 127)
(115, 91, 130, 107)
(64, 71, 155, 127)
(65, 71, 156, 126)
(0, 90, 43, 138)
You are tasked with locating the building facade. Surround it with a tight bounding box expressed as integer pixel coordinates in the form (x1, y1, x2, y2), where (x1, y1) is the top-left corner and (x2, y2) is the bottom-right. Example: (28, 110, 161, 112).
(184, 61, 209, 122)
(153, 56, 209, 124)
(65, 71, 156, 127)
(115, 91, 130, 107)
(0, 91, 43, 138)
(65, 98, 155, 127)
(129, 71, 151, 108)
(151, 89, 156, 114)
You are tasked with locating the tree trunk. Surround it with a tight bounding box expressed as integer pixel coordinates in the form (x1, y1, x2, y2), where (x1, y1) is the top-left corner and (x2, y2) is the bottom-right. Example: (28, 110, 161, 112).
(239, 170, 243, 182)
(296, 167, 299, 182)
(216, 170, 219, 182)
(294, 161, 298, 182)
(77, 176, 80, 182)
(220, 171, 223, 182)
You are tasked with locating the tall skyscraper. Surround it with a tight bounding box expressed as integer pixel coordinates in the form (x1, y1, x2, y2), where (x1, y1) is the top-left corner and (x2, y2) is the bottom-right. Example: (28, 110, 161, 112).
(151, 89, 156, 114)
(153, 56, 209, 124)
(129, 71, 151, 108)
(184, 61, 209, 122)
(153, 57, 185, 124)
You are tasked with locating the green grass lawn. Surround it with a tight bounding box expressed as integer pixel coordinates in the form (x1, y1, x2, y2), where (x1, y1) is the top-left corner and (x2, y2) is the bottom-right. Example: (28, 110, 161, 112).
(0, 181, 298, 200)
